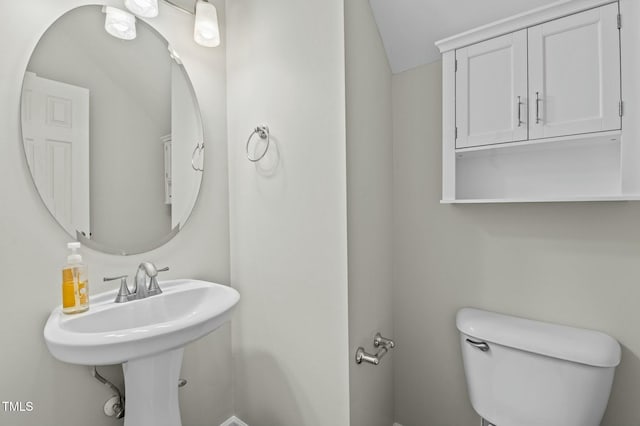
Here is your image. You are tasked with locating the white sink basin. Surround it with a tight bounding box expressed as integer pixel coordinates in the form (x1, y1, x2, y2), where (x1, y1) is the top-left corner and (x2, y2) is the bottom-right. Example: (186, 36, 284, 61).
(43, 279, 240, 426)
(44, 279, 239, 365)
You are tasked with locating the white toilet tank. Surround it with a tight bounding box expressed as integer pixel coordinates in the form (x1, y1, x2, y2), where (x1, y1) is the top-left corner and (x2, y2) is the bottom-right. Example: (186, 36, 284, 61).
(457, 308, 621, 426)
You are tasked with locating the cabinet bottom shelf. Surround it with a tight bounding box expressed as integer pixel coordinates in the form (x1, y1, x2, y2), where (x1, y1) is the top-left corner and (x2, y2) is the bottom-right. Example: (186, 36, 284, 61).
(441, 195, 640, 204)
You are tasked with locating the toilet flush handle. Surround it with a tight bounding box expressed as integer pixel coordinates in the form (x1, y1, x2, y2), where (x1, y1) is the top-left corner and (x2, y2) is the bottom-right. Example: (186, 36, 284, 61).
(466, 338, 490, 352)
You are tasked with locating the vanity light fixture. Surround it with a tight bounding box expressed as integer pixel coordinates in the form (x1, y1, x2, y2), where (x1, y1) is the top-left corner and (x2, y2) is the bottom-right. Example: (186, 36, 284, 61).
(103, 6, 137, 40)
(193, 0, 220, 47)
(105, 0, 221, 47)
(124, 0, 159, 18)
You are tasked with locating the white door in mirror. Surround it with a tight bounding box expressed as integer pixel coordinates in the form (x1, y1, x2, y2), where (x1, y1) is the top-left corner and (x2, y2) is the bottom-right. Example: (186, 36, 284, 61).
(22, 72, 90, 238)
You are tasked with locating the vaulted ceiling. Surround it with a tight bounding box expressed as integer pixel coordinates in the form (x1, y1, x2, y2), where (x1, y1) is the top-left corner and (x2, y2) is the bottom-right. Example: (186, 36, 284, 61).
(369, 0, 561, 73)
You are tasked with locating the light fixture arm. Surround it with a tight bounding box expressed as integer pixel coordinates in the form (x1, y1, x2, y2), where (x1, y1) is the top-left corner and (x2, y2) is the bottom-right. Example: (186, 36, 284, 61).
(159, 0, 213, 15)
(161, 0, 197, 15)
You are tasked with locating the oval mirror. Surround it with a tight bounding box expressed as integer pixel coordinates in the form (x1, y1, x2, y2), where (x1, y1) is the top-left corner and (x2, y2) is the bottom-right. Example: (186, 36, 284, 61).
(21, 5, 204, 255)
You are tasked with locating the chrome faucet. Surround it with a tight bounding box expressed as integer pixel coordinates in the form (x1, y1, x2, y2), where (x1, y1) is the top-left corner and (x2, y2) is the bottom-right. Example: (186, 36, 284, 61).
(134, 262, 161, 300)
(104, 262, 169, 303)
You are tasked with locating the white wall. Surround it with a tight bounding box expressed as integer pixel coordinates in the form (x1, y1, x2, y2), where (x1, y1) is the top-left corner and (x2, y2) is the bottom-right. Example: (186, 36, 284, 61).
(0, 1, 231, 425)
(226, 0, 351, 424)
(345, 0, 395, 425)
(392, 61, 640, 426)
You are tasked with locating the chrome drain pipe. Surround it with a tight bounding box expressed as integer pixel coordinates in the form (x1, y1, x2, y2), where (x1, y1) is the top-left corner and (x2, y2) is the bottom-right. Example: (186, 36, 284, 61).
(91, 366, 125, 419)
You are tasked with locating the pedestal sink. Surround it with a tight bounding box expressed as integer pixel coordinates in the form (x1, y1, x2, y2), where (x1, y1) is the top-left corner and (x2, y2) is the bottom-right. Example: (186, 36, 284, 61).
(44, 279, 240, 426)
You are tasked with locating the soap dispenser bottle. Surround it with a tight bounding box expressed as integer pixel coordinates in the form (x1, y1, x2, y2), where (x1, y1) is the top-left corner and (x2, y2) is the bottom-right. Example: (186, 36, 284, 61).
(62, 242, 89, 314)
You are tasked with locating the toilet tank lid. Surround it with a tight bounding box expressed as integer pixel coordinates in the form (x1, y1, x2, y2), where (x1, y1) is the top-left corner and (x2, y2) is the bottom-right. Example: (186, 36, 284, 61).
(456, 308, 621, 367)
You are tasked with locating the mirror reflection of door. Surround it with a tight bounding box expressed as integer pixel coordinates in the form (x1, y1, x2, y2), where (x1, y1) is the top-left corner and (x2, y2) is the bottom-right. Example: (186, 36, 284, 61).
(22, 72, 90, 238)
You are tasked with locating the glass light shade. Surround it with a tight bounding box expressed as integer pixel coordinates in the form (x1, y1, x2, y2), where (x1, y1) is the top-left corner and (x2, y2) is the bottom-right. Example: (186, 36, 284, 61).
(194, 1, 220, 47)
(124, 0, 159, 18)
(104, 7, 137, 40)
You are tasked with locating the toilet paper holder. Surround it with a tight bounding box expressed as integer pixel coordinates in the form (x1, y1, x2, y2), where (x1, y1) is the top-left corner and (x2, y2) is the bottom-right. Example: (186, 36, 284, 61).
(355, 333, 395, 365)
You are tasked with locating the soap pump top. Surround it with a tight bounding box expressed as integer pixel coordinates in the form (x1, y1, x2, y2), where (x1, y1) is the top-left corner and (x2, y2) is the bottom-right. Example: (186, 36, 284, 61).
(67, 242, 82, 264)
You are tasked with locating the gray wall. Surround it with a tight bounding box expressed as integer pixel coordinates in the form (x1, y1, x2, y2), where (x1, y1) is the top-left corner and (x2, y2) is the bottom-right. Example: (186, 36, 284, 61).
(345, 0, 395, 425)
(392, 61, 640, 426)
(226, 0, 351, 424)
(0, 1, 232, 425)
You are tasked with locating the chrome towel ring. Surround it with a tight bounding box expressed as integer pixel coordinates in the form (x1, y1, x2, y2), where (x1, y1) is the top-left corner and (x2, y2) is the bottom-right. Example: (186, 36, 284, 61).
(191, 142, 204, 171)
(246, 125, 270, 162)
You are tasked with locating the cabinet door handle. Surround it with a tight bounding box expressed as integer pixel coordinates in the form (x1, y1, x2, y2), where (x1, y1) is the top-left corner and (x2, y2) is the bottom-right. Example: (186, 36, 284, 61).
(517, 96, 523, 127)
(535, 91, 541, 124)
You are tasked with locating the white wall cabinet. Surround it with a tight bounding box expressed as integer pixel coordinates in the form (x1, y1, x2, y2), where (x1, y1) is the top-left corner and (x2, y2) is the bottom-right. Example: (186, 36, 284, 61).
(456, 31, 528, 148)
(436, 0, 640, 203)
(528, 2, 621, 140)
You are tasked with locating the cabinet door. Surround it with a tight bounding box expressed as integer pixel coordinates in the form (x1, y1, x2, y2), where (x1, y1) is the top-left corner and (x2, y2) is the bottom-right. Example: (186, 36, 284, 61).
(528, 3, 621, 140)
(456, 30, 528, 149)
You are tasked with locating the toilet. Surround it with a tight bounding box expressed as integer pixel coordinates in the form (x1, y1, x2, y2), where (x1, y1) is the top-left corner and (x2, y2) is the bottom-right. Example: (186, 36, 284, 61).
(457, 308, 621, 426)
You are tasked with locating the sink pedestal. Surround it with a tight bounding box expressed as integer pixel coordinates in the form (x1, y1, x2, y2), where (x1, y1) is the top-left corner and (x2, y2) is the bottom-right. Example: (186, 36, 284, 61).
(122, 348, 184, 426)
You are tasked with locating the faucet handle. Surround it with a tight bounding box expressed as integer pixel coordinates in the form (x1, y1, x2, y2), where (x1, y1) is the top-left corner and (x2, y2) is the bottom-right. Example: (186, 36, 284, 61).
(103, 275, 128, 282)
(104, 275, 131, 303)
(147, 266, 169, 296)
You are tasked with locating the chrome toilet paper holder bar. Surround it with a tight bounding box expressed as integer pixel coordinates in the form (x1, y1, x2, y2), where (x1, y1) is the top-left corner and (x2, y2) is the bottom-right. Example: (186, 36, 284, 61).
(355, 333, 395, 366)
